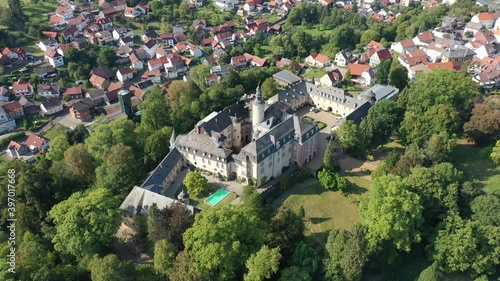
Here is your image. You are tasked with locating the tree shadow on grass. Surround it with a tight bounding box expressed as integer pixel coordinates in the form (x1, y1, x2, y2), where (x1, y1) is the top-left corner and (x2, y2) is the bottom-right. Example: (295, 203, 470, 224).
(309, 217, 330, 224)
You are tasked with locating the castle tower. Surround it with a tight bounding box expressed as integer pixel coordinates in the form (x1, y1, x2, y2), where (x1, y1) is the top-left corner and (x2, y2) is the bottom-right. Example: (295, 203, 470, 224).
(252, 84, 265, 140)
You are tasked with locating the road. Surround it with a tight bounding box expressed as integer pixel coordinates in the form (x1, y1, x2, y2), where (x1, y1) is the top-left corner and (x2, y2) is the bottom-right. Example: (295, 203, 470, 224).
(475, 0, 499, 8)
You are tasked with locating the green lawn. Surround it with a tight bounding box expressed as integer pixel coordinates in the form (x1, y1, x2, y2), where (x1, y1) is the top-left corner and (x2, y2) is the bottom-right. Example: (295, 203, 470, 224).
(450, 141, 500, 194)
(281, 183, 365, 248)
(261, 13, 280, 24)
(23, 2, 58, 25)
(183, 183, 238, 210)
(304, 68, 326, 79)
(43, 124, 66, 140)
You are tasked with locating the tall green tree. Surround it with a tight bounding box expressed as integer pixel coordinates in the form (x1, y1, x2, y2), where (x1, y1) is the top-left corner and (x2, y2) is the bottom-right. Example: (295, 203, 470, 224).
(323, 139, 336, 171)
(138, 86, 170, 132)
(183, 170, 208, 197)
(266, 207, 304, 259)
(324, 225, 369, 281)
(388, 63, 408, 91)
(359, 30, 380, 47)
(261, 77, 279, 100)
(318, 168, 337, 191)
(463, 96, 500, 145)
(48, 188, 121, 259)
(95, 143, 142, 195)
(63, 144, 96, 183)
(290, 242, 319, 276)
(167, 251, 202, 281)
(491, 140, 500, 165)
(360, 175, 423, 254)
(143, 126, 173, 167)
(335, 120, 364, 154)
(7, 0, 26, 31)
(244, 245, 282, 281)
(359, 100, 404, 148)
(89, 254, 135, 281)
(147, 202, 195, 249)
(154, 240, 176, 276)
(45, 135, 70, 162)
(470, 195, 500, 227)
(376, 59, 391, 85)
(183, 205, 266, 280)
(97, 47, 118, 67)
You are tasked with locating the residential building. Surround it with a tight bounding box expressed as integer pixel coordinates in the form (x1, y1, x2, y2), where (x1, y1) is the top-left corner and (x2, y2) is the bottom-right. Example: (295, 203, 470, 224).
(69, 98, 97, 121)
(40, 99, 64, 116)
(2, 101, 25, 119)
(441, 46, 475, 69)
(391, 39, 416, 53)
(0, 107, 16, 134)
(144, 40, 159, 59)
(348, 63, 375, 85)
(12, 80, 34, 97)
(6, 141, 33, 161)
(358, 84, 399, 102)
(369, 49, 392, 67)
(19, 97, 40, 116)
(55, 6, 74, 20)
(305, 52, 331, 68)
(464, 22, 483, 36)
(335, 49, 354, 66)
(0, 87, 10, 102)
(117, 67, 134, 82)
(64, 87, 84, 100)
(44, 50, 65, 67)
(319, 69, 343, 87)
(37, 83, 60, 97)
(23, 134, 50, 153)
(471, 12, 496, 29)
(272, 70, 302, 87)
(130, 53, 144, 69)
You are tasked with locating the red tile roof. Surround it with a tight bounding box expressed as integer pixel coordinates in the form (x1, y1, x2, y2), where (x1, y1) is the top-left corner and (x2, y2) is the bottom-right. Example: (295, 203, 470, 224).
(23, 134, 48, 150)
(65, 87, 83, 95)
(477, 12, 494, 21)
(348, 63, 371, 76)
(3, 101, 23, 112)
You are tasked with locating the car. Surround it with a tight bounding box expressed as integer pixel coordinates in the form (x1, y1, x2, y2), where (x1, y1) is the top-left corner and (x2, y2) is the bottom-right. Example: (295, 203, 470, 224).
(309, 107, 319, 113)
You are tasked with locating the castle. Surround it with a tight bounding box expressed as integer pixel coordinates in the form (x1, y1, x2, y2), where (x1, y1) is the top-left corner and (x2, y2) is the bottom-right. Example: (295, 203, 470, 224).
(172, 84, 320, 186)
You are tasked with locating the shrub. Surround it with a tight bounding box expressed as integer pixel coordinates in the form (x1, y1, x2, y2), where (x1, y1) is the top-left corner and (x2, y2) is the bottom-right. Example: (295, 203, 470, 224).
(479, 145, 493, 159)
(292, 170, 312, 183)
(318, 122, 326, 130)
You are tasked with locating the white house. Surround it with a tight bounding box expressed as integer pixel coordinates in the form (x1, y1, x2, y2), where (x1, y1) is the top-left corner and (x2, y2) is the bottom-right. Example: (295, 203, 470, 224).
(40, 99, 63, 116)
(165, 67, 179, 79)
(390, 39, 416, 53)
(37, 83, 60, 97)
(305, 52, 331, 68)
(124, 7, 141, 18)
(55, 6, 74, 20)
(335, 49, 353, 66)
(37, 39, 58, 52)
(144, 40, 159, 59)
(148, 58, 166, 71)
(464, 22, 483, 36)
(117, 67, 134, 82)
(243, 1, 256, 12)
(471, 12, 496, 29)
(130, 53, 144, 70)
(188, 45, 203, 57)
(112, 27, 133, 40)
(0, 87, 10, 102)
(24, 134, 50, 152)
(0, 108, 16, 134)
(44, 50, 64, 68)
(215, 0, 239, 10)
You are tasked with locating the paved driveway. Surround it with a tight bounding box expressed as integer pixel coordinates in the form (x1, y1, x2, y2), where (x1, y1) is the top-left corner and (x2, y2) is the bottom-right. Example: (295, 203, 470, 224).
(58, 114, 84, 129)
(205, 175, 245, 196)
(297, 106, 342, 172)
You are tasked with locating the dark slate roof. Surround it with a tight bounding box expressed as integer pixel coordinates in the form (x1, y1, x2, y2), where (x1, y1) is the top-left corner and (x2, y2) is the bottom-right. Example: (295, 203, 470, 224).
(42, 98, 62, 109)
(272, 70, 302, 85)
(261, 101, 294, 129)
(293, 115, 319, 143)
(71, 98, 97, 111)
(136, 79, 154, 90)
(91, 66, 114, 79)
(141, 148, 183, 188)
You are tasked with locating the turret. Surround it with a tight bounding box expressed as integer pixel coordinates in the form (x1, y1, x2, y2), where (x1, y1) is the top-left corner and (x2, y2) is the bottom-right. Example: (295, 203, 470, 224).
(252, 83, 265, 139)
(177, 189, 189, 205)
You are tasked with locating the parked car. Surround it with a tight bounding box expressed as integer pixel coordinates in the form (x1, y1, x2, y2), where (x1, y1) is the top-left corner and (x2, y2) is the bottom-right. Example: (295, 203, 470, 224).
(310, 107, 319, 113)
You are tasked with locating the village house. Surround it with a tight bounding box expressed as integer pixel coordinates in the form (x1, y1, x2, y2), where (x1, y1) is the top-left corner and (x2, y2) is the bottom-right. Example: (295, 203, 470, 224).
(215, 0, 239, 10)
(112, 27, 133, 40)
(335, 49, 354, 66)
(319, 69, 343, 87)
(37, 39, 59, 52)
(89, 74, 111, 90)
(19, 97, 40, 116)
(55, 6, 74, 20)
(464, 22, 484, 37)
(0, 108, 16, 134)
(44, 50, 65, 68)
(64, 87, 84, 100)
(24, 134, 51, 153)
(348, 63, 375, 85)
(124, 7, 141, 18)
(130, 52, 144, 69)
(144, 40, 160, 59)
(305, 52, 331, 68)
(398, 49, 429, 70)
(471, 12, 496, 29)
(35, 66, 58, 79)
(97, 17, 114, 30)
(116, 67, 134, 82)
(391, 39, 417, 53)
(12, 80, 34, 97)
(37, 83, 60, 97)
(0, 87, 10, 102)
(369, 49, 392, 67)
(6, 141, 33, 161)
(413, 31, 435, 47)
(272, 70, 302, 87)
(141, 70, 162, 84)
(2, 101, 25, 119)
(40, 99, 63, 116)
(441, 46, 475, 69)
(69, 98, 97, 121)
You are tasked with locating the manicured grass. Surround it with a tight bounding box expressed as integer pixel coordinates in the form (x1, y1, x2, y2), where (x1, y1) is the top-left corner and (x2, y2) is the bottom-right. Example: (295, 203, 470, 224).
(450, 141, 500, 194)
(43, 124, 66, 140)
(194, 4, 233, 26)
(304, 68, 326, 79)
(317, 121, 326, 130)
(281, 183, 363, 248)
(23, 2, 58, 25)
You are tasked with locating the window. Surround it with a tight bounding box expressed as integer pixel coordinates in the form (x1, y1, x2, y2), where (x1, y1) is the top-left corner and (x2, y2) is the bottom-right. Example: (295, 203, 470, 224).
(268, 161, 272, 168)
(260, 167, 264, 174)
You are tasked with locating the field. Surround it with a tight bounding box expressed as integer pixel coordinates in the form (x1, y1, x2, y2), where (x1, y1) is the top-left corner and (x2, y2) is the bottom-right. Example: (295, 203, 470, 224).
(23, 2, 59, 25)
(281, 174, 371, 248)
(43, 124, 66, 140)
(450, 140, 500, 194)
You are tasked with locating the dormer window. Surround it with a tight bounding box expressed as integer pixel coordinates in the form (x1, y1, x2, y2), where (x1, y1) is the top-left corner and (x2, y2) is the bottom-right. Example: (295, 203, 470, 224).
(202, 152, 206, 156)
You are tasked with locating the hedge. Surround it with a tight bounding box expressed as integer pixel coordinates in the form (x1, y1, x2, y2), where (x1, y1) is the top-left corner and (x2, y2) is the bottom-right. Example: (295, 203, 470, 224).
(0, 132, 26, 148)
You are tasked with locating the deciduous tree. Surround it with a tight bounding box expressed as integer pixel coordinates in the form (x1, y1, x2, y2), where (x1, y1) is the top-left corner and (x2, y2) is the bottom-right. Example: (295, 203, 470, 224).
(138, 87, 170, 132)
(318, 168, 337, 190)
(244, 245, 282, 281)
(49, 188, 121, 259)
(471, 195, 500, 226)
(154, 240, 176, 276)
(63, 144, 96, 182)
(463, 96, 500, 145)
(261, 77, 279, 100)
(360, 175, 423, 253)
(45, 135, 70, 162)
(266, 207, 304, 259)
(89, 254, 135, 281)
(183, 205, 266, 280)
(183, 170, 208, 197)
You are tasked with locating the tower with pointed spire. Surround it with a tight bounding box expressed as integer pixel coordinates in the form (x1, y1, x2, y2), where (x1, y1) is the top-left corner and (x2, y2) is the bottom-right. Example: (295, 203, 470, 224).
(252, 83, 265, 139)
(169, 129, 177, 150)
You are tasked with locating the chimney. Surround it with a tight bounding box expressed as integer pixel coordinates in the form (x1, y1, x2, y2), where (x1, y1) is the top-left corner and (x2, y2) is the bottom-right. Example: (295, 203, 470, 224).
(195, 125, 200, 134)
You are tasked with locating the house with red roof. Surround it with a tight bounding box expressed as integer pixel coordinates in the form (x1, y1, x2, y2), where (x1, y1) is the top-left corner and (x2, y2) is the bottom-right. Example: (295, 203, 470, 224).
(231, 55, 249, 67)
(56, 5, 74, 20)
(44, 49, 64, 67)
(320, 69, 343, 87)
(2, 101, 25, 119)
(305, 52, 331, 68)
(413, 31, 435, 46)
(369, 49, 392, 67)
(6, 141, 32, 160)
(471, 12, 496, 29)
(64, 87, 84, 100)
(398, 49, 429, 69)
(391, 39, 417, 53)
(12, 80, 34, 97)
(348, 63, 375, 85)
